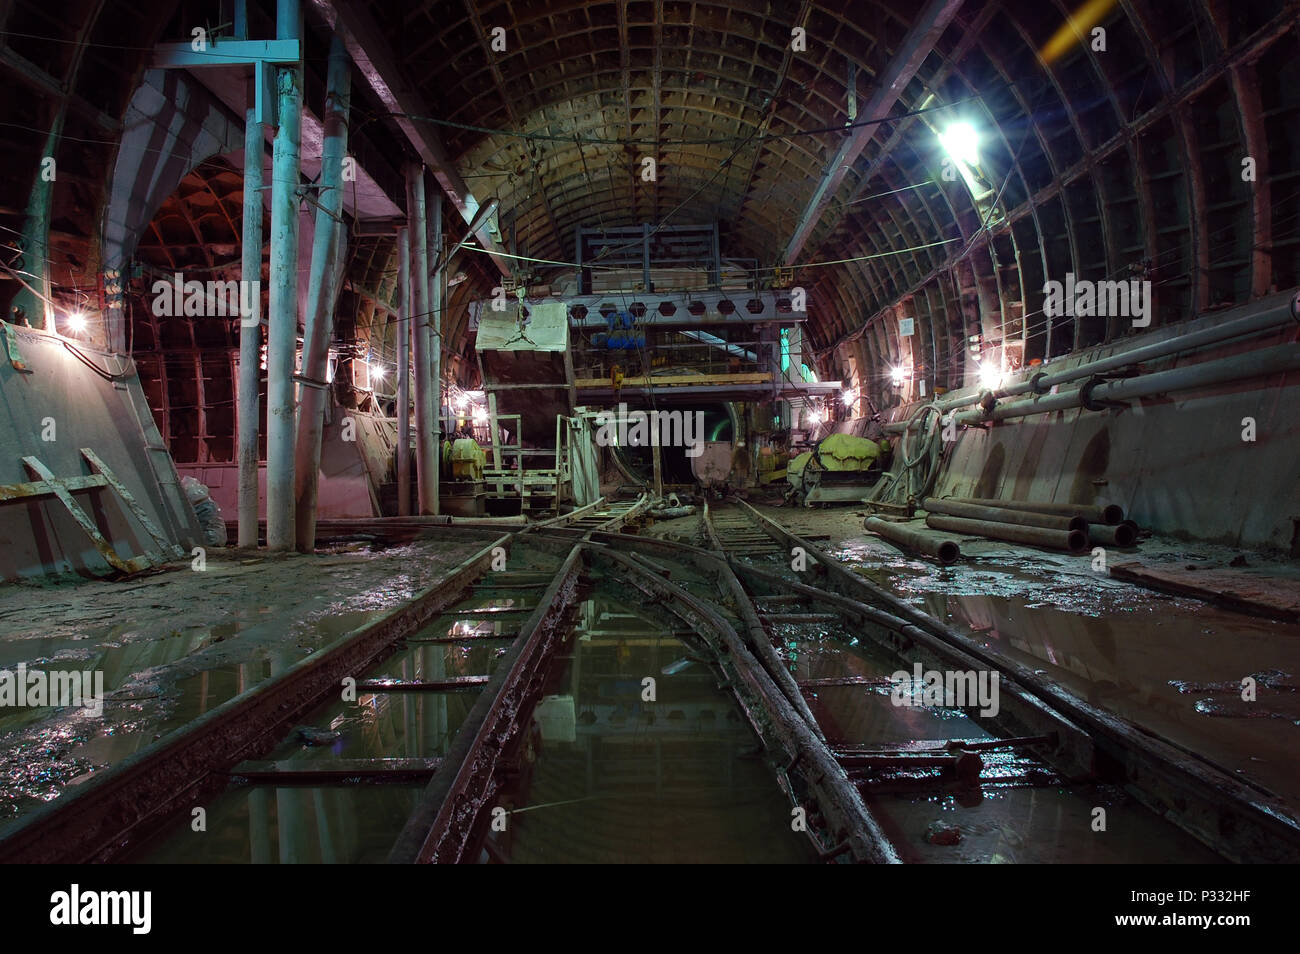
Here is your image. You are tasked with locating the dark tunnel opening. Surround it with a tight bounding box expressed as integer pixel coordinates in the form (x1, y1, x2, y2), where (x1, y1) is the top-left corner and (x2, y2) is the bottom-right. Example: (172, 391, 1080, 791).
(611, 402, 734, 485)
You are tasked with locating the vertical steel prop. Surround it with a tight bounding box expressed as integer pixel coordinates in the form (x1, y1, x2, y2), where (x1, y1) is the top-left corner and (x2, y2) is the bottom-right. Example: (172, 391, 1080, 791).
(428, 193, 443, 514)
(406, 163, 437, 514)
(266, 0, 303, 550)
(238, 77, 265, 548)
(396, 226, 411, 516)
(294, 34, 351, 551)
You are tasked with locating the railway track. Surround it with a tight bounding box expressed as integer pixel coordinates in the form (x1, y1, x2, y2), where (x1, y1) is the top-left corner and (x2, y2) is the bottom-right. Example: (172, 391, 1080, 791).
(693, 500, 1300, 863)
(8, 493, 1296, 863)
(515, 499, 1300, 863)
(0, 501, 643, 864)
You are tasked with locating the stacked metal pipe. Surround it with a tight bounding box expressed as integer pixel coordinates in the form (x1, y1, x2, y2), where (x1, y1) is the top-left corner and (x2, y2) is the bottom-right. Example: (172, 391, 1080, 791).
(917, 497, 1141, 552)
(863, 516, 962, 565)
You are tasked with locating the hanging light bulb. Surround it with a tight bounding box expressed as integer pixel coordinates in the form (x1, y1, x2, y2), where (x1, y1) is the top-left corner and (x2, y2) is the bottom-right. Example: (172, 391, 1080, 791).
(977, 360, 1003, 391)
(939, 121, 980, 166)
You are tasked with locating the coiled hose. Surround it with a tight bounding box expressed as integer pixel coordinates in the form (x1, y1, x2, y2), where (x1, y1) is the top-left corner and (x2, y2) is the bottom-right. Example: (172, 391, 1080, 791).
(869, 401, 946, 505)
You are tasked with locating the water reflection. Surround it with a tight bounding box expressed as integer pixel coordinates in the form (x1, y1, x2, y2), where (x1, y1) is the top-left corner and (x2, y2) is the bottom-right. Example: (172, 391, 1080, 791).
(491, 593, 816, 863)
(834, 538, 1300, 811)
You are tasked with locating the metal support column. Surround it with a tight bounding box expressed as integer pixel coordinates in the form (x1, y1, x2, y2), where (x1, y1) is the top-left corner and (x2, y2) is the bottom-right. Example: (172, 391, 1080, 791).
(294, 34, 351, 551)
(406, 163, 437, 514)
(396, 226, 411, 516)
(651, 432, 663, 499)
(429, 193, 442, 515)
(10, 115, 64, 330)
(238, 78, 265, 548)
(266, 0, 303, 550)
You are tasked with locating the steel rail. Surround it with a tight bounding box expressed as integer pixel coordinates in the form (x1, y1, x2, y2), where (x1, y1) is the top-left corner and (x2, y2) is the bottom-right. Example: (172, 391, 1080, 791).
(0, 532, 513, 864)
(700, 500, 825, 737)
(538, 523, 1098, 774)
(730, 499, 1300, 863)
(588, 544, 902, 864)
(731, 560, 1095, 779)
(387, 496, 649, 863)
(389, 543, 588, 863)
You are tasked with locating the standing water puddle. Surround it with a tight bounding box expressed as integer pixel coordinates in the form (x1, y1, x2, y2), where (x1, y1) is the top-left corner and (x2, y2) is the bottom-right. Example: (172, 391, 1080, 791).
(490, 591, 816, 862)
(834, 538, 1300, 813)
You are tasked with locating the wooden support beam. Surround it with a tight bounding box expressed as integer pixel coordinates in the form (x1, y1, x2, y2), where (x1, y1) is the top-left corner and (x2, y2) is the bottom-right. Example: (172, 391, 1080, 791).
(20, 456, 153, 576)
(0, 473, 107, 503)
(80, 448, 185, 558)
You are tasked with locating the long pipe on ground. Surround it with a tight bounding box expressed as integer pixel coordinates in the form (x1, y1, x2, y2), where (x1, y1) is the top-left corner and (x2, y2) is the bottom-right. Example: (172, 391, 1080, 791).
(266, 0, 303, 550)
(950, 344, 1300, 429)
(885, 289, 1300, 433)
(925, 514, 1088, 553)
(237, 79, 264, 548)
(921, 498, 1086, 532)
(956, 497, 1123, 525)
(864, 517, 961, 565)
(1088, 522, 1138, 547)
(701, 503, 825, 734)
(293, 34, 350, 552)
(726, 503, 1300, 863)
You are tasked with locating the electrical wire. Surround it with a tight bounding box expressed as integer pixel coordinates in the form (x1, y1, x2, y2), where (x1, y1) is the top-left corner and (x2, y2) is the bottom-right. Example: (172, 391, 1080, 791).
(357, 96, 982, 151)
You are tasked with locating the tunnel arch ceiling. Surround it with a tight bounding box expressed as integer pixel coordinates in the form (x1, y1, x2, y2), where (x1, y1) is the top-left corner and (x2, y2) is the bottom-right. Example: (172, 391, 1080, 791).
(3, 0, 1297, 404)
(356, 0, 1299, 394)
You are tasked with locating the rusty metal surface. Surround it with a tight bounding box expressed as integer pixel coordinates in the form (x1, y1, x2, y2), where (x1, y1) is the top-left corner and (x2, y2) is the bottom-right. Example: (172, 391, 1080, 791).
(700, 500, 825, 737)
(7, 2, 1300, 446)
(81, 446, 185, 559)
(733, 499, 1300, 863)
(592, 544, 901, 864)
(0, 328, 202, 580)
(731, 559, 1096, 780)
(21, 455, 156, 576)
(389, 543, 587, 863)
(0, 473, 107, 503)
(228, 758, 443, 784)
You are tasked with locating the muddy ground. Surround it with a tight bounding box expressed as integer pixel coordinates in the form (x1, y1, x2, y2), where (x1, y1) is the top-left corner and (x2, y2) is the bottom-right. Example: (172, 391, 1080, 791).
(646, 493, 1300, 813)
(0, 533, 490, 830)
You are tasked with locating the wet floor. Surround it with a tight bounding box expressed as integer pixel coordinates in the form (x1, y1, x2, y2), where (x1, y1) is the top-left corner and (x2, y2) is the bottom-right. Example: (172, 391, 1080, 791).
(126, 577, 821, 864)
(0, 538, 483, 833)
(778, 627, 1222, 862)
(124, 601, 520, 862)
(652, 507, 1250, 860)
(492, 590, 816, 863)
(830, 535, 1300, 813)
(20, 514, 1280, 862)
